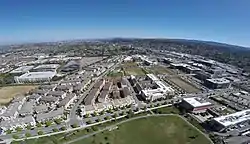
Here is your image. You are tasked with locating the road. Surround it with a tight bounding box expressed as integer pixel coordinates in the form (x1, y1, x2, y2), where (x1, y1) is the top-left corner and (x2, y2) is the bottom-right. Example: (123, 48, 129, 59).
(65, 114, 214, 144)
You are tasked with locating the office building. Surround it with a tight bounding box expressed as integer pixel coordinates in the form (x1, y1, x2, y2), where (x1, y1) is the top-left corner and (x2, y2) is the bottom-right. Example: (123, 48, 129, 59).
(15, 72, 56, 83)
(181, 97, 213, 113)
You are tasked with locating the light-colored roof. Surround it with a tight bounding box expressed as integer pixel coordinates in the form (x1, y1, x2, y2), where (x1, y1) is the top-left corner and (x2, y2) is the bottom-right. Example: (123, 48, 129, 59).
(34, 64, 60, 69)
(34, 104, 48, 113)
(18, 72, 56, 79)
(206, 78, 230, 84)
(183, 97, 212, 108)
(36, 108, 64, 121)
(84, 105, 95, 112)
(0, 116, 35, 128)
(214, 109, 250, 127)
(10, 66, 34, 73)
(58, 94, 76, 107)
(146, 74, 159, 81)
(0, 102, 22, 118)
(19, 101, 35, 114)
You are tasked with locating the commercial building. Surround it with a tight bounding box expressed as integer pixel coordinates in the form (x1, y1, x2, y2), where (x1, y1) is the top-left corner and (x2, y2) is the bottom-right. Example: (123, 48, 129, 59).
(170, 63, 200, 74)
(181, 97, 213, 113)
(212, 109, 250, 132)
(14, 72, 56, 83)
(204, 78, 230, 89)
(141, 74, 174, 101)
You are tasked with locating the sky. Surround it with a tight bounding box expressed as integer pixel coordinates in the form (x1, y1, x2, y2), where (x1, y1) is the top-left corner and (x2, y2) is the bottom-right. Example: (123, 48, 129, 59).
(0, 0, 250, 47)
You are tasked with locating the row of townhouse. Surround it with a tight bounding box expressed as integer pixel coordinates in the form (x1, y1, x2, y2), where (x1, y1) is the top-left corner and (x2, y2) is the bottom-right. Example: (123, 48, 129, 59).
(83, 96, 135, 115)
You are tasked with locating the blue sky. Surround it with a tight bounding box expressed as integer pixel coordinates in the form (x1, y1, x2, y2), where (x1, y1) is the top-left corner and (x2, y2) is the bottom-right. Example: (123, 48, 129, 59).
(0, 0, 250, 46)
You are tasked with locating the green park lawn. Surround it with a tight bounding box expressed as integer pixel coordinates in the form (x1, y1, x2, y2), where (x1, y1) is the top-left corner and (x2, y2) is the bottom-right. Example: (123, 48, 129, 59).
(11, 108, 210, 144)
(123, 67, 146, 76)
(73, 116, 211, 144)
(146, 65, 175, 75)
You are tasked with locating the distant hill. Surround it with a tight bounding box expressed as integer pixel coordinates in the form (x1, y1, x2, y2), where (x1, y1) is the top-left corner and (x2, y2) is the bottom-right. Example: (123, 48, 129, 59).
(106, 38, 250, 51)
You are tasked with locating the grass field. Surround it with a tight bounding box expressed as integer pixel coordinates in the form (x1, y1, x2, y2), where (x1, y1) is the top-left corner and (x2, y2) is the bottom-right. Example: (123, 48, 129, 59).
(146, 66, 175, 75)
(124, 67, 146, 76)
(0, 85, 37, 105)
(168, 76, 200, 93)
(11, 112, 210, 144)
(73, 116, 211, 144)
(107, 71, 124, 77)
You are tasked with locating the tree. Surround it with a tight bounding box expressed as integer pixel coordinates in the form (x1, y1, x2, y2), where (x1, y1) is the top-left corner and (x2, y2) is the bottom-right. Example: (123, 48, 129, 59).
(12, 134, 19, 139)
(6, 129, 12, 134)
(92, 126, 98, 131)
(113, 113, 118, 119)
(99, 111, 105, 115)
(86, 128, 91, 133)
(36, 123, 42, 127)
(93, 111, 98, 116)
(45, 121, 53, 127)
(25, 132, 31, 137)
(25, 124, 32, 130)
(15, 127, 22, 132)
(62, 116, 67, 120)
(120, 111, 125, 116)
(71, 123, 79, 128)
(54, 118, 62, 125)
(38, 131, 44, 135)
(96, 118, 101, 122)
(60, 126, 66, 131)
(84, 113, 90, 118)
(104, 116, 110, 120)
(86, 120, 92, 124)
(52, 128, 59, 132)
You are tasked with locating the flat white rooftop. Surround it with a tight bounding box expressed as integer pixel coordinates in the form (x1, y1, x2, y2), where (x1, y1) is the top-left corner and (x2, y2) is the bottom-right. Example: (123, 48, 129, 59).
(206, 78, 230, 84)
(214, 109, 250, 127)
(183, 97, 212, 108)
(18, 72, 56, 79)
(34, 64, 60, 69)
(10, 66, 34, 73)
(146, 74, 159, 81)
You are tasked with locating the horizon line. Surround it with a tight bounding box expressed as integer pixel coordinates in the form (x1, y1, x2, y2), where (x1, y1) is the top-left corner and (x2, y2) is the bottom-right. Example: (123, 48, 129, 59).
(0, 37, 249, 48)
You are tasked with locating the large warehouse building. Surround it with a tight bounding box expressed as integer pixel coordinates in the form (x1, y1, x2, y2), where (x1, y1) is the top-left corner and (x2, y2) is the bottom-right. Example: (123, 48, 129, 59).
(211, 109, 250, 132)
(14, 72, 56, 83)
(181, 97, 213, 113)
